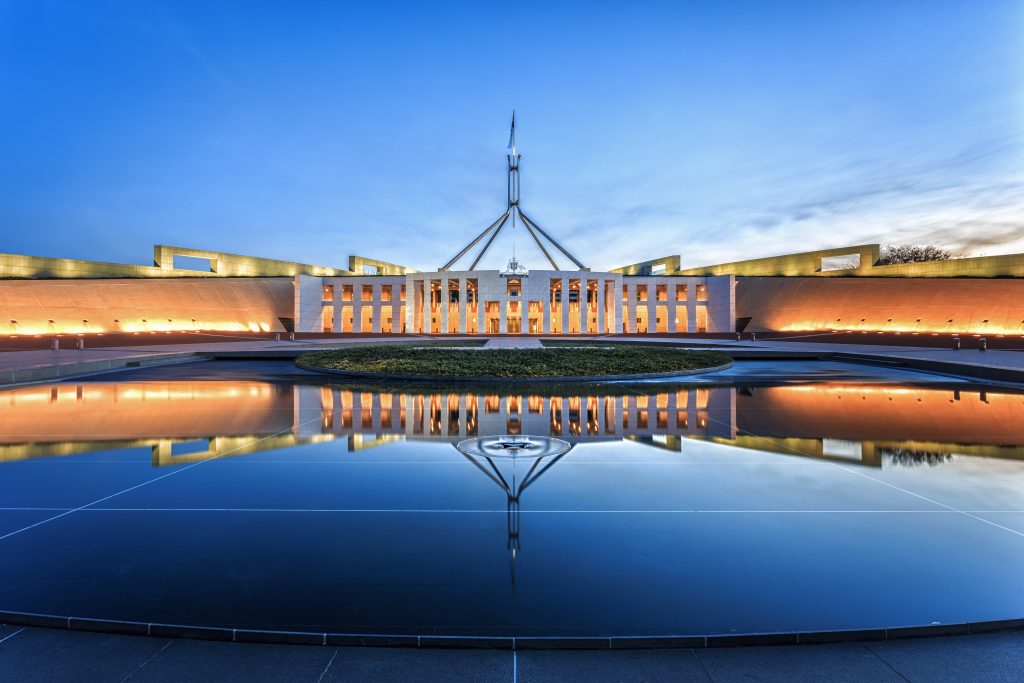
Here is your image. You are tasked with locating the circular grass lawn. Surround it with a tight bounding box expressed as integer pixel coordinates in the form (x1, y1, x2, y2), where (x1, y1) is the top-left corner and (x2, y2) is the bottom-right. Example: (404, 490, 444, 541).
(296, 345, 732, 380)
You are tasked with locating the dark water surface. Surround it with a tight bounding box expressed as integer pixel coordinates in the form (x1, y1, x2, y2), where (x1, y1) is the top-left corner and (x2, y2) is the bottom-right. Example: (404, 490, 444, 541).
(0, 360, 1021, 636)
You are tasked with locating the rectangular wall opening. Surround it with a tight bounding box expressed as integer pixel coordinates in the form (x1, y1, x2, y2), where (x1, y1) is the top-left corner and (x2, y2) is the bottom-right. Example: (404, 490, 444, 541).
(820, 254, 861, 272)
(172, 255, 213, 272)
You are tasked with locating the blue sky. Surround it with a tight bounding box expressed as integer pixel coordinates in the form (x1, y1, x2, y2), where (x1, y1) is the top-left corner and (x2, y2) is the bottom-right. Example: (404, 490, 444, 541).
(1, 1, 1022, 272)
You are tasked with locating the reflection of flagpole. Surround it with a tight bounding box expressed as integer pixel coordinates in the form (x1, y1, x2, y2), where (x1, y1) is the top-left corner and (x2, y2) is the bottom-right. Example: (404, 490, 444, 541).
(456, 443, 572, 592)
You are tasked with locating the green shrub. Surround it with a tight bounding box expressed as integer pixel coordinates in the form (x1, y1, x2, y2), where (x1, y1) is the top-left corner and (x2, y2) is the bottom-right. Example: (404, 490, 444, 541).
(297, 345, 731, 378)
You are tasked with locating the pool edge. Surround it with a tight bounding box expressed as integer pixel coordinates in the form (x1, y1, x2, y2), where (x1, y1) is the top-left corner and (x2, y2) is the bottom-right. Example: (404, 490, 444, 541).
(2, 610, 1021, 650)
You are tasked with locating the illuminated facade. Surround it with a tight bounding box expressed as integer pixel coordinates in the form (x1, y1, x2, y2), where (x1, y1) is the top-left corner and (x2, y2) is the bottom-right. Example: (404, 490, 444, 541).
(2, 116, 1024, 337)
(296, 270, 733, 335)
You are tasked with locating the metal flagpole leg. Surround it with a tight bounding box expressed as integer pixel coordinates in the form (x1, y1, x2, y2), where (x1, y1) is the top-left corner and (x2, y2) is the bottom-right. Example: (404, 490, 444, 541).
(517, 208, 560, 269)
(518, 209, 587, 270)
(469, 211, 512, 270)
(441, 210, 510, 271)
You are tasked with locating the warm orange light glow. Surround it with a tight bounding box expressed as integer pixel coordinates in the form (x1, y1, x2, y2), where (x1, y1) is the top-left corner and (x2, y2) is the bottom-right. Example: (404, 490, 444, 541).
(2, 319, 275, 336)
(777, 321, 1024, 335)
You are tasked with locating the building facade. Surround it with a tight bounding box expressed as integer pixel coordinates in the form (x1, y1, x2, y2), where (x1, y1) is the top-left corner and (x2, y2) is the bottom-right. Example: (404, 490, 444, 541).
(296, 270, 734, 335)
(5, 240, 1024, 337)
(3, 119, 1024, 338)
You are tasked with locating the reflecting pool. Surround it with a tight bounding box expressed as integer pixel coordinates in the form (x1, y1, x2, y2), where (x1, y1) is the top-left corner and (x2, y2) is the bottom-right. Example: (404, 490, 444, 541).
(0, 360, 1022, 636)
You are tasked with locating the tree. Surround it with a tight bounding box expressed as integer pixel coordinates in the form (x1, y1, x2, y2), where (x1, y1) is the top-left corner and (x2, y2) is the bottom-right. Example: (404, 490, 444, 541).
(877, 244, 953, 265)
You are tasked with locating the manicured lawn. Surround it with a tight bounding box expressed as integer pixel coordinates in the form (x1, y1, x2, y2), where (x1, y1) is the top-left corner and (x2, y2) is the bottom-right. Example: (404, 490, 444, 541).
(297, 345, 731, 378)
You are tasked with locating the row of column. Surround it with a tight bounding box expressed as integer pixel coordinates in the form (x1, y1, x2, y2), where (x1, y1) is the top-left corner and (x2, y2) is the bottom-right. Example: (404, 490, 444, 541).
(294, 388, 734, 440)
(328, 282, 404, 333)
(621, 282, 710, 333)
(412, 276, 620, 335)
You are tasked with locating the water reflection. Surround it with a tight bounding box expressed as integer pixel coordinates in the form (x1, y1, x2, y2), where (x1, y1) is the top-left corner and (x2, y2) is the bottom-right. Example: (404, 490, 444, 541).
(457, 437, 573, 588)
(1, 381, 1023, 467)
(2, 379, 1024, 632)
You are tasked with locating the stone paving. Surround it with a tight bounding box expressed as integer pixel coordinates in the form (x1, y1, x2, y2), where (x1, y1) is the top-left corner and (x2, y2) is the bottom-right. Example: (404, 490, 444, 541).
(5, 333, 1024, 388)
(0, 625, 1021, 682)
(484, 337, 544, 348)
(0, 337, 421, 387)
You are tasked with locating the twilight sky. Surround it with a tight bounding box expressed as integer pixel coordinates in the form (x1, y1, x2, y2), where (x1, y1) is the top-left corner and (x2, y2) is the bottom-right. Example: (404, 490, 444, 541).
(1, 1, 1022, 272)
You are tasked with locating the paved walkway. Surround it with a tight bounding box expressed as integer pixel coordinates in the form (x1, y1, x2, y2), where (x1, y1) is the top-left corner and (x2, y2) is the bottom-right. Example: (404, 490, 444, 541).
(485, 337, 544, 348)
(0, 624, 1020, 682)
(0, 337, 428, 387)
(605, 335, 1024, 384)
(3, 334, 1024, 387)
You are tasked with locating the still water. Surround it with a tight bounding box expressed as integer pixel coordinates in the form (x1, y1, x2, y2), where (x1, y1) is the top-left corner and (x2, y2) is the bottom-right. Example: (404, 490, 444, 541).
(0, 360, 1022, 636)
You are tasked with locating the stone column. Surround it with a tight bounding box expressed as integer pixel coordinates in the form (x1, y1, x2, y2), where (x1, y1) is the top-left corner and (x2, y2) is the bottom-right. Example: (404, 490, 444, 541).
(439, 281, 449, 335)
(499, 294, 507, 334)
(332, 286, 342, 334)
(625, 282, 636, 334)
(352, 286, 363, 333)
(422, 281, 432, 334)
(561, 276, 570, 334)
(667, 287, 677, 334)
(576, 286, 586, 335)
(458, 276, 467, 334)
(647, 280, 656, 335)
(372, 283, 382, 333)
(596, 280, 605, 334)
(543, 283, 551, 334)
(405, 276, 415, 333)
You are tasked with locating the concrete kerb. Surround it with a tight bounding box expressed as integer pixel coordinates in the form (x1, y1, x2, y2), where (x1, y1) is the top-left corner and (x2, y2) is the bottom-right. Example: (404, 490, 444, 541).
(1, 610, 1022, 650)
(0, 351, 203, 388)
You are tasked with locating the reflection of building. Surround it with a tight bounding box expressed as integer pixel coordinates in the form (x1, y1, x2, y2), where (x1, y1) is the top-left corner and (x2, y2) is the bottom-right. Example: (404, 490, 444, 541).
(301, 386, 736, 447)
(5, 117, 1024, 337)
(730, 384, 1024, 465)
(3, 381, 1024, 468)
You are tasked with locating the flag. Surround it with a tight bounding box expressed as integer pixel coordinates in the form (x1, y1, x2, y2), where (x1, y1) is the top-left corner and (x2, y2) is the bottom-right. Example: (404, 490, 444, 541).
(507, 110, 517, 155)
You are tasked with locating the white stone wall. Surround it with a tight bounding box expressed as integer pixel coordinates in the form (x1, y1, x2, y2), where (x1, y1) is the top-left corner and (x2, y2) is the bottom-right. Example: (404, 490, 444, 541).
(293, 275, 327, 333)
